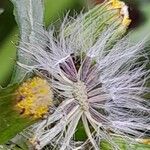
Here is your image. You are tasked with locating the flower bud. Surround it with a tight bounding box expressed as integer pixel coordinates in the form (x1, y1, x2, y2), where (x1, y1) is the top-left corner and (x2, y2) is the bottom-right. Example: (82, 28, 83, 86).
(65, 0, 131, 47)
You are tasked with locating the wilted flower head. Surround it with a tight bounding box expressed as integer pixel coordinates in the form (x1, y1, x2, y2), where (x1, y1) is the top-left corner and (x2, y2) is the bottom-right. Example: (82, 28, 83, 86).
(17, 0, 150, 150)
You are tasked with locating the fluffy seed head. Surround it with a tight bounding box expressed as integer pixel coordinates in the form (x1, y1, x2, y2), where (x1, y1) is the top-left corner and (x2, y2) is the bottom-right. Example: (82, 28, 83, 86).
(17, 1, 150, 149)
(16, 77, 53, 118)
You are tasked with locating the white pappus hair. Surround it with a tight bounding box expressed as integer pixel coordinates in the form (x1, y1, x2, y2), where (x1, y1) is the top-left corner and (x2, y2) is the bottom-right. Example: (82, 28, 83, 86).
(18, 14, 150, 150)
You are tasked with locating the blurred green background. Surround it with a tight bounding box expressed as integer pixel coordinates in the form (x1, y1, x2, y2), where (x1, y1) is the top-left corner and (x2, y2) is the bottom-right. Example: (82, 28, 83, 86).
(0, 0, 150, 87)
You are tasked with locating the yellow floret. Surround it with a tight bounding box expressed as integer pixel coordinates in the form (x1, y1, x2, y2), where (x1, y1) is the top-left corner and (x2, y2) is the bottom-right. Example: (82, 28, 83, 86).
(109, 0, 131, 27)
(16, 77, 53, 118)
(111, 0, 124, 9)
(122, 16, 131, 27)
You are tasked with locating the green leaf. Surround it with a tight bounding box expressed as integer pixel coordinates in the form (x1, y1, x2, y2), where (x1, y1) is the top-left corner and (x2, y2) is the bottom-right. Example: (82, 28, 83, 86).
(10, 0, 45, 83)
(0, 1, 18, 87)
(10, 0, 44, 43)
(0, 29, 18, 87)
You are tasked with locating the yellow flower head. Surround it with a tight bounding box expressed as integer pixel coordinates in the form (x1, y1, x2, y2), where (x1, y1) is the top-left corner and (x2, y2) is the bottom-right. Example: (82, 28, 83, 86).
(16, 77, 53, 118)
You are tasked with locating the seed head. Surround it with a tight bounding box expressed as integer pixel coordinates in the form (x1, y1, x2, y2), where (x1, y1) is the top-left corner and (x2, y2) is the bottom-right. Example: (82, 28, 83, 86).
(16, 0, 150, 149)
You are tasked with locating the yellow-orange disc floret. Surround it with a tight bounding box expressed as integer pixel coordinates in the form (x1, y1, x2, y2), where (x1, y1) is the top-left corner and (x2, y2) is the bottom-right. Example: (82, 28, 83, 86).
(16, 77, 53, 118)
(111, 0, 123, 8)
